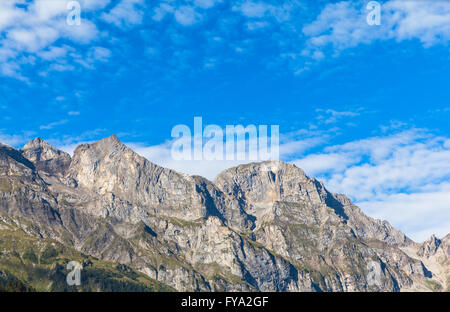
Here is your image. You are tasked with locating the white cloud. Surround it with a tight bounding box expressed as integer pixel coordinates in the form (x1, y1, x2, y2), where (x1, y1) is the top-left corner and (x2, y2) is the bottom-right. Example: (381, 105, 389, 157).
(47, 63, 75, 72)
(194, 0, 222, 10)
(102, 0, 145, 27)
(279, 136, 325, 157)
(3, 0, 449, 80)
(246, 20, 269, 31)
(316, 108, 360, 124)
(90, 46, 111, 62)
(233, 0, 293, 21)
(0, 1, 26, 32)
(0, 0, 106, 79)
(152, 1, 215, 26)
(38, 45, 73, 61)
(293, 152, 356, 176)
(152, 3, 174, 22)
(0, 132, 30, 147)
(302, 0, 450, 63)
(359, 183, 450, 242)
(234, 1, 270, 18)
(131, 141, 257, 181)
(294, 129, 450, 241)
(58, 143, 85, 156)
(174, 6, 202, 26)
(49, 129, 108, 155)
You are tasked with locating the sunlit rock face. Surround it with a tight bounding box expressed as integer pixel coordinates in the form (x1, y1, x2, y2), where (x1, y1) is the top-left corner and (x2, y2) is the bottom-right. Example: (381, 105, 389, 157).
(0, 136, 447, 292)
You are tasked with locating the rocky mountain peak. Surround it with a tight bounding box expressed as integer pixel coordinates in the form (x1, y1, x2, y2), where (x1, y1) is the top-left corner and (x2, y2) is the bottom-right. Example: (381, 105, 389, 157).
(108, 134, 120, 142)
(67, 136, 230, 223)
(97, 134, 123, 147)
(214, 160, 321, 214)
(418, 234, 443, 258)
(68, 135, 144, 191)
(21, 138, 71, 176)
(71, 135, 130, 163)
(23, 137, 47, 149)
(216, 160, 308, 181)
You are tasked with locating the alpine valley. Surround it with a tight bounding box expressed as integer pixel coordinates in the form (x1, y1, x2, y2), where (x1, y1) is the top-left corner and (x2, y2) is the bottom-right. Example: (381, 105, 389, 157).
(0, 135, 448, 292)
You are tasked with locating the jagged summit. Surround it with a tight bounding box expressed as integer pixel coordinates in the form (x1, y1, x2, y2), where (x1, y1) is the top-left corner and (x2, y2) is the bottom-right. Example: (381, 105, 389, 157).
(215, 160, 319, 213)
(418, 234, 443, 258)
(22, 137, 66, 157)
(70, 134, 132, 164)
(108, 133, 120, 142)
(23, 137, 48, 149)
(96, 133, 122, 146)
(21, 137, 71, 176)
(214, 161, 314, 208)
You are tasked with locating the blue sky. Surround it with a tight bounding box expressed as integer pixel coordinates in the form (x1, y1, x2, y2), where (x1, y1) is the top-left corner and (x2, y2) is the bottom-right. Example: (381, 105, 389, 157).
(0, 0, 450, 241)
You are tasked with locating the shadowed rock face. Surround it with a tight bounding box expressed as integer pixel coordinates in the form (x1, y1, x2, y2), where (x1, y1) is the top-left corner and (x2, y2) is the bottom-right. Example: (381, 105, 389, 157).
(0, 136, 448, 292)
(1, 143, 35, 171)
(0, 142, 62, 230)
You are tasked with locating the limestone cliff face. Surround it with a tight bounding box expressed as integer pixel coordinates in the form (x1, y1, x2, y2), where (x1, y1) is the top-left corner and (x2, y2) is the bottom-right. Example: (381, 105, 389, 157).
(214, 161, 408, 246)
(0, 136, 448, 292)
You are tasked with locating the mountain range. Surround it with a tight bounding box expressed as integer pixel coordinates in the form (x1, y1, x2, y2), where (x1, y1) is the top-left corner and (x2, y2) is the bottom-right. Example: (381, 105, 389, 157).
(0, 135, 448, 292)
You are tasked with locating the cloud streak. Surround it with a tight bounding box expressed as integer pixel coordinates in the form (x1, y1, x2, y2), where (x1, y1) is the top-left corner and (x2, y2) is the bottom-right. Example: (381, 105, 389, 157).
(294, 129, 450, 241)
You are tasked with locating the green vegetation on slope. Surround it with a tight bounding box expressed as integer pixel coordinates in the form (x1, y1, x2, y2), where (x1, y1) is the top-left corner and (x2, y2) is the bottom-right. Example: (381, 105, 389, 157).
(0, 224, 174, 292)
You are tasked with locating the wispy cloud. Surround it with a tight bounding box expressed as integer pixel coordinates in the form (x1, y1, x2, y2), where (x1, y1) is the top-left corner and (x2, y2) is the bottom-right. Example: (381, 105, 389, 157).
(0, 132, 31, 147)
(39, 119, 68, 130)
(315, 108, 361, 124)
(294, 128, 450, 241)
